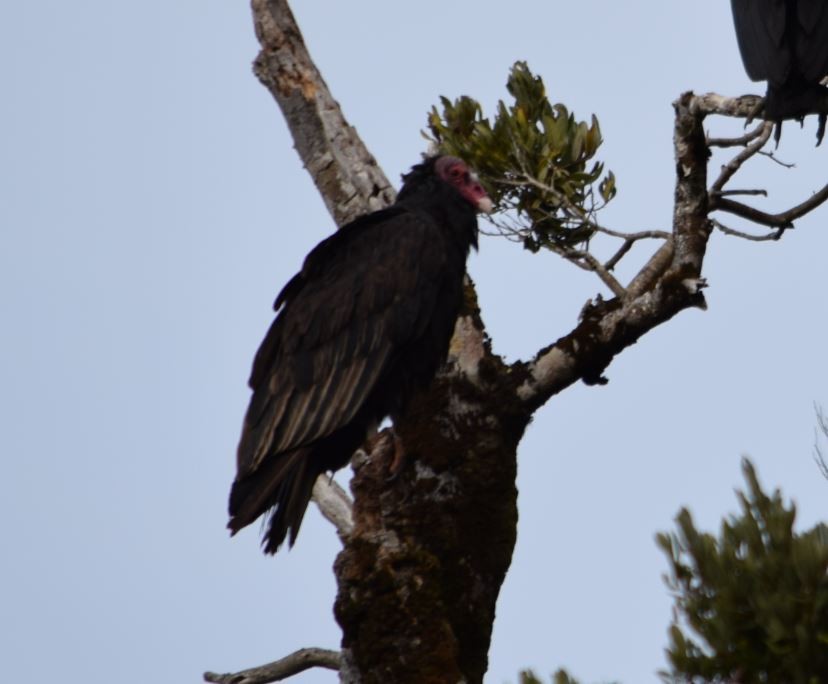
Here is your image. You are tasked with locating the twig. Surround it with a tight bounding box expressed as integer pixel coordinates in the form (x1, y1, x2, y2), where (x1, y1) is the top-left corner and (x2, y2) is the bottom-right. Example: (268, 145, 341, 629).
(814, 403, 828, 479)
(757, 150, 795, 168)
(592, 226, 671, 241)
(711, 189, 767, 198)
(312, 474, 353, 540)
(604, 240, 633, 272)
(713, 198, 793, 228)
(711, 219, 786, 242)
(710, 121, 772, 193)
(204, 648, 341, 684)
(597, 227, 671, 272)
(570, 249, 626, 297)
(545, 242, 627, 297)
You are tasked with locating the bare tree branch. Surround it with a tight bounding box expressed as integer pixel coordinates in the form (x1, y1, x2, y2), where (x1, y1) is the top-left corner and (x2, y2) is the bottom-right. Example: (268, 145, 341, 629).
(604, 239, 634, 272)
(593, 226, 671, 241)
(312, 474, 353, 540)
(814, 403, 828, 479)
(710, 121, 773, 193)
(690, 93, 765, 118)
(711, 219, 786, 242)
(759, 150, 796, 168)
(713, 189, 768, 198)
(707, 121, 768, 148)
(698, 96, 828, 235)
(204, 648, 341, 684)
(712, 182, 828, 228)
(567, 249, 627, 297)
(250, 0, 394, 226)
(598, 228, 671, 272)
(625, 239, 676, 300)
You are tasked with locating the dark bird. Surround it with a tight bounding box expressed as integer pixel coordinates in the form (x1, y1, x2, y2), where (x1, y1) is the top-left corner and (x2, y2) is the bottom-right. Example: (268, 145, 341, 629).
(730, 0, 828, 142)
(228, 155, 492, 553)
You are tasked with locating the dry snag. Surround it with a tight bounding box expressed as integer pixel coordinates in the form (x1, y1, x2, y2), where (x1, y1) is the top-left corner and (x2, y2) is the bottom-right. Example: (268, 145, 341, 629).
(206, 1, 828, 682)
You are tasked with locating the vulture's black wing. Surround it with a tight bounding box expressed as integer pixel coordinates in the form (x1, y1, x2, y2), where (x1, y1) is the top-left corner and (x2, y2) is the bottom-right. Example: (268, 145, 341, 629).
(731, 0, 789, 84)
(731, 0, 828, 131)
(228, 154, 486, 552)
(794, 0, 828, 83)
(731, 0, 828, 84)
(235, 205, 450, 485)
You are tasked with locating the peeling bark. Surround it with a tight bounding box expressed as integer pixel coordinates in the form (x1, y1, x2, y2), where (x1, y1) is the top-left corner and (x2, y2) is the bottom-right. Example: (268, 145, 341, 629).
(250, 0, 395, 226)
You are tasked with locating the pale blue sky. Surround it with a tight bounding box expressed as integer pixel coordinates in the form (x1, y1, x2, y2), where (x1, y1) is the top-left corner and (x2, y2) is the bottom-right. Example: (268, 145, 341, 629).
(3, 2, 828, 683)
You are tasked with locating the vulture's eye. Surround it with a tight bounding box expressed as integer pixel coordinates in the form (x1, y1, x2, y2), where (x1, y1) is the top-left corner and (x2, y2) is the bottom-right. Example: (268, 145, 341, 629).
(449, 166, 463, 178)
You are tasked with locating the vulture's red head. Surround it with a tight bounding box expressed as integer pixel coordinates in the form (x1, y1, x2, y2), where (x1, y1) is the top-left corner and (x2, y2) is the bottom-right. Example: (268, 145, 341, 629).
(434, 156, 493, 214)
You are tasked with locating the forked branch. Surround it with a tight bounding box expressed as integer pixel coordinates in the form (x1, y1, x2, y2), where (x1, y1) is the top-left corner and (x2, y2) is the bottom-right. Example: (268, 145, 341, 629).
(514, 89, 828, 407)
(710, 121, 773, 193)
(707, 121, 768, 148)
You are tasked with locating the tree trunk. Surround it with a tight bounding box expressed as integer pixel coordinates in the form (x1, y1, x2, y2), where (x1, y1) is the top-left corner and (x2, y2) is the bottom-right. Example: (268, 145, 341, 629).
(334, 287, 528, 683)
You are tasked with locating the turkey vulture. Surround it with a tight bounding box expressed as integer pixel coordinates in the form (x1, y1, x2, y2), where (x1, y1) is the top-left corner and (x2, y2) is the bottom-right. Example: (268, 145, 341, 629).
(228, 155, 492, 553)
(730, 0, 828, 141)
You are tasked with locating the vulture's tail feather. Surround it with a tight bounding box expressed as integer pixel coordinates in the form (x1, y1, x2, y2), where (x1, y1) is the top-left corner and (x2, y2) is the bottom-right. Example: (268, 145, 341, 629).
(228, 448, 320, 554)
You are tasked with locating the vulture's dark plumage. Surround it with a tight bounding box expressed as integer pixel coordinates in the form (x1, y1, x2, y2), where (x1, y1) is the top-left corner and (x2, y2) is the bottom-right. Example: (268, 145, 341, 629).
(228, 155, 492, 553)
(730, 0, 828, 140)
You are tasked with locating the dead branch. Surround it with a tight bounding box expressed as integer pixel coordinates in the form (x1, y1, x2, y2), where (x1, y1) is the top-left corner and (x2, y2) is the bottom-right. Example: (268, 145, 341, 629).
(712, 181, 828, 228)
(250, 0, 394, 226)
(712, 189, 768, 198)
(711, 219, 786, 242)
(312, 475, 353, 540)
(566, 249, 627, 297)
(624, 240, 676, 300)
(597, 228, 671, 272)
(707, 121, 768, 147)
(814, 404, 828, 479)
(604, 239, 633, 272)
(710, 121, 773, 193)
(758, 150, 796, 168)
(593, 226, 671, 241)
(204, 648, 341, 684)
(701, 95, 828, 234)
(690, 92, 765, 118)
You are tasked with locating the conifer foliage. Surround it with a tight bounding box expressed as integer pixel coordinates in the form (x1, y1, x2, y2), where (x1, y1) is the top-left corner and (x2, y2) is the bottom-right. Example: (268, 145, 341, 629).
(658, 460, 828, 682)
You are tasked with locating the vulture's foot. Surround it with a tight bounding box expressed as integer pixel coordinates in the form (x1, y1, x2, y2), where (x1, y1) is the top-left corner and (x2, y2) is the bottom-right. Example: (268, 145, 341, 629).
(365, 428, 408, 481)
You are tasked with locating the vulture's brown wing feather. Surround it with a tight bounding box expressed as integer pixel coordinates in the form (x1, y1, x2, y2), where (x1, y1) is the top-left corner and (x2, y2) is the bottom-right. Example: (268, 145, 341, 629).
(235, 206, 448, 478)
